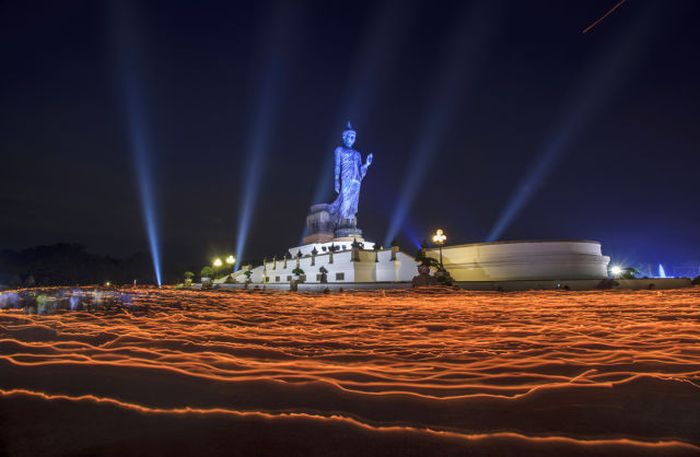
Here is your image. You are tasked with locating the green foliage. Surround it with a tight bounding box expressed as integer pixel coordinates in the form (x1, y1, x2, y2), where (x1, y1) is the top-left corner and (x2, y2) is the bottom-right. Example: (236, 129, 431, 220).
(200, 266, 213, 278)
(415, 253, 441, 270)
(214, 269, 233, 279)
(292, 267, 305, 276)
(692, 275, 700, 285)
(184, 271, 195, 279)
(620, 267, 639, 280)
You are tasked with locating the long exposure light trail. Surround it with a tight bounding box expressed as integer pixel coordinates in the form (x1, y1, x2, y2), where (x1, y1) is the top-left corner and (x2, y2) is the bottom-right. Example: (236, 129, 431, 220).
(2, 387, 698, 455)
(2, 287, 700, 455)
(583, 0, 628, 34)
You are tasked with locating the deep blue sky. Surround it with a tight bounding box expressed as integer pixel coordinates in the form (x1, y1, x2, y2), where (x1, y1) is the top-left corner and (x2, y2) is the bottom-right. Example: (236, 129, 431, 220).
(1, 0, 699, 275)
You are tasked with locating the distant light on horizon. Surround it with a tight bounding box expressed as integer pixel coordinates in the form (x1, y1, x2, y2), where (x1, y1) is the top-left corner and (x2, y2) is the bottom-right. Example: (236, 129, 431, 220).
(610, 265, 623, 277)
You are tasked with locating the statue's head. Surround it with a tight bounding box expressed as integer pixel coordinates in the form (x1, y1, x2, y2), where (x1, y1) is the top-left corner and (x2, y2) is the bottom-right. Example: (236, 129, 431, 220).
(342, 121, 356, 148)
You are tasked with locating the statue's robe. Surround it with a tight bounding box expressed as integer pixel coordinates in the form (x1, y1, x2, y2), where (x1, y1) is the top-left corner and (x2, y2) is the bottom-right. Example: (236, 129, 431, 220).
(330, 147, 367, 221)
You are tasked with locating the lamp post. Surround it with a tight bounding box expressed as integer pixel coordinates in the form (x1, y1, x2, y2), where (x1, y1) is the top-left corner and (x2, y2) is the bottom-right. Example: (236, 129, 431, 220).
(432, 229, 447, 268)
(213, 258, 223, 267)
(225, 255, 236, 275)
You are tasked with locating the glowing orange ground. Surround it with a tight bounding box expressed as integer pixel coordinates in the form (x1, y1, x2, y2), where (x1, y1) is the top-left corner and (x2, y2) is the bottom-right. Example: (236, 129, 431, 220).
(1, 288, 700, 456)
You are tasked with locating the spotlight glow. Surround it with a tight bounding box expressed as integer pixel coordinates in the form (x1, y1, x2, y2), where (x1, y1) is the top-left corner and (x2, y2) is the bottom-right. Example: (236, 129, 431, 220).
(306, 0, 418, 242)
(113, 1, 162, 287)
(610, 265, 623, 277)
(384, 4, 494, 247)
(486, 10, 651, 242)
(234, 4, 294, 271)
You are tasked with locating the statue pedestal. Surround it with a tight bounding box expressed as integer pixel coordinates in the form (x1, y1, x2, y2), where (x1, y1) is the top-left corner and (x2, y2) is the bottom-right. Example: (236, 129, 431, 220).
(303, 205, 364, 244)
(302, 204, 335, 245)
(335, 217, 362, 239)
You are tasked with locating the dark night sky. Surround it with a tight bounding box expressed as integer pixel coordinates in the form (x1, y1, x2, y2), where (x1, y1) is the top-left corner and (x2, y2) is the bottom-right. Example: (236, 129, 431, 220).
(1, 0, 699, 278)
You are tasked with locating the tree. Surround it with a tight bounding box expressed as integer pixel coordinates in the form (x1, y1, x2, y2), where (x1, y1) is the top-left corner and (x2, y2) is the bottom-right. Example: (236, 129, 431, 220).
(183, 271, 194, 286)
(620, 267, 639, 280)
(200, 266, 214, 278)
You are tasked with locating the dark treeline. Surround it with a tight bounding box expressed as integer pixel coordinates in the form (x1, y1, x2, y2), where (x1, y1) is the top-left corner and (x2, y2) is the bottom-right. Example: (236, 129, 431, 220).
(0, 243, 155, 287)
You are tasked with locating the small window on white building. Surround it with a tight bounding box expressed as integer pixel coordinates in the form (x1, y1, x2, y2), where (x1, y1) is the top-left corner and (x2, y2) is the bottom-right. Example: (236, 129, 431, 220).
(336, 272, 345, 281)
(287, 275, 292, 282)
(316, 274, 323, 281)
(275, 276, 280, 282)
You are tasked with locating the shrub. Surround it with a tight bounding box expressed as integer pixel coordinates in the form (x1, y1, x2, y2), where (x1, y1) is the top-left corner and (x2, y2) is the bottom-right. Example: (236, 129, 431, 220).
(200, 266, 214, 278)
(693, 275, 700, 285)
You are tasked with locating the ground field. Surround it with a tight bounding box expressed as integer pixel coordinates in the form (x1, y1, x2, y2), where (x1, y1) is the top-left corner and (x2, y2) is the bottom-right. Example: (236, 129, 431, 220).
(1, 287, 699, 456)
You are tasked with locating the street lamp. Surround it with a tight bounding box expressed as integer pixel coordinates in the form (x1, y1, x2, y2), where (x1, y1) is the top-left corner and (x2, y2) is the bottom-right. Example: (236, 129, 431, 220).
(213, 258, 223, 267)
(225, 255, 236, 265)
(432, 228, 447, 268)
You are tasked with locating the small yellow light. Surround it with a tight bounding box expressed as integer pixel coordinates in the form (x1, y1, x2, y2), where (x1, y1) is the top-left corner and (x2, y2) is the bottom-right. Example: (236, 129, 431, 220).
(225, 255, 236, 265)
(432, 229, 447, 245)
(105, 281, 111, 287)
(213, 258, 223, 267)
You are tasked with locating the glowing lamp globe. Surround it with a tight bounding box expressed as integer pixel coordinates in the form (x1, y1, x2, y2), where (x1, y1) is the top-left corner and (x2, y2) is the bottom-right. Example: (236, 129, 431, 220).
(610, 265, 623, 277)
(213, 258, 223, 267)
(225, 255, 236, 265)
(432, 229, 447, 245)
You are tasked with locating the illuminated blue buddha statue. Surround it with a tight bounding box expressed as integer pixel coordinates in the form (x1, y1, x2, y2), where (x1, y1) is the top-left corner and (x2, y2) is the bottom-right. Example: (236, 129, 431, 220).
(329, 121, 373, 236)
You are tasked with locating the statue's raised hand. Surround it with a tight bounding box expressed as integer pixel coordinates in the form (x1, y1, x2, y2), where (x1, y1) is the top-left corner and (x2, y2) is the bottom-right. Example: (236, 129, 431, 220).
(365, 153, 373, 167)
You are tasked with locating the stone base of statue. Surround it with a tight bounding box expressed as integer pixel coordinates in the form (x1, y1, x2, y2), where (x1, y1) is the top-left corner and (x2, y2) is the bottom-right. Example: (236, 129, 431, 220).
(303, 204, 365, 244)
(302, 204, 336, 245)
(334, 217, 362, 239)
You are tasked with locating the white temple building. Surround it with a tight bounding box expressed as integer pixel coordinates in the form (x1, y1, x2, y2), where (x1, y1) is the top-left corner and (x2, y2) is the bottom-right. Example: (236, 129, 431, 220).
(218, 238, 610, 287)
(214, 123, 611, 289)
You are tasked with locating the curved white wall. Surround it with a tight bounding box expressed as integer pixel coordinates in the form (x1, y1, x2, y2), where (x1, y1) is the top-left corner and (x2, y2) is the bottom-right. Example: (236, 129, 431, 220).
(426, 240, 610, 281)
